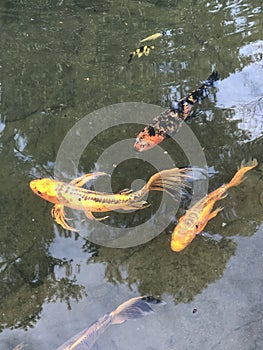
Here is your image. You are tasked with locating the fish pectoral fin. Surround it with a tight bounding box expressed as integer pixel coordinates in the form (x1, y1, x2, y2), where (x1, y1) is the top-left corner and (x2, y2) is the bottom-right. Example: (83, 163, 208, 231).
(121, 201, 150, 211)
(208, 207, 224, 221)
(111, 296, 156, 325)
(70, 172, 109, 187)
(51, 204, 78, 232)
(118, 188, 134, 195)
(85, 210, 109, 221)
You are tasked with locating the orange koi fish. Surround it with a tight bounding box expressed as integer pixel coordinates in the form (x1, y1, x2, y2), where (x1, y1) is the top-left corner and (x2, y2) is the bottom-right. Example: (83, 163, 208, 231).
(134, 71, 219, 152)
(56, 296, 164, 350)
(171, 159, 258, 252)
(30, 168, 190, 232)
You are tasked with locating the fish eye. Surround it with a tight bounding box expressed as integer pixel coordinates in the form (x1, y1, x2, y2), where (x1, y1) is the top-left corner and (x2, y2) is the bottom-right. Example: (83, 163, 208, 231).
(37, 190, 42, 195)
(195, 225, 199, 229)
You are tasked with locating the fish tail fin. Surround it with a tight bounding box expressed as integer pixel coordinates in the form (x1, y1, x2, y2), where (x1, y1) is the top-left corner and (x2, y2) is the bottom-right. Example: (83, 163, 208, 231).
(128, 51, 135, 63)
(144, 168, 191, 196)
(226, 158, 258, 190)
(203, 70, 220, 86)
(174, 71, 219, 120)
(111, 296, 164, 325)
(193, 70, 219, 102)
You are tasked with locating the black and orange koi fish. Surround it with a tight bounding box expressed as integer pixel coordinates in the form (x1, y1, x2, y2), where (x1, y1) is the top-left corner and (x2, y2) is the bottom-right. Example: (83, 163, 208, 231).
(134, 71, 219, 151)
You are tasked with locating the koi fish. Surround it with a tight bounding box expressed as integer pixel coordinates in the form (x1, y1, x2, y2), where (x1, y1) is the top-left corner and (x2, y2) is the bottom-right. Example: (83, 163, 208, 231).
(128, 45, 154, 63)
(30, 167, 190, 232)
(140, 32, 163, 43)
(171, 159, 258, 252)
(134, 71, 219, 151)
(56, 296, 164, 350)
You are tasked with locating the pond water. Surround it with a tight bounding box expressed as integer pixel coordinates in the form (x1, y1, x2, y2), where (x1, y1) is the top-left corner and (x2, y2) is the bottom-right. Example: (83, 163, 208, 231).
(0, 1, 263, 349)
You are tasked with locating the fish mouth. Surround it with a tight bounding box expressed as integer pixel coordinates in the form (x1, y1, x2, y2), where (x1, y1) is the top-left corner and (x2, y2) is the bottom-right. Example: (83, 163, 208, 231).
(29, 180, 37, 191)
(134, 138, 144, 152)
(29, 181, 42, 197)
(170, 238, 187, 252)
(134, 143, 143, 152)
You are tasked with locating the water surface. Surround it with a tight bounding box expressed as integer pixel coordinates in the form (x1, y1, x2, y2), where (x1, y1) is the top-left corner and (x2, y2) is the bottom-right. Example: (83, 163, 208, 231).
(0, 1, 263, 349)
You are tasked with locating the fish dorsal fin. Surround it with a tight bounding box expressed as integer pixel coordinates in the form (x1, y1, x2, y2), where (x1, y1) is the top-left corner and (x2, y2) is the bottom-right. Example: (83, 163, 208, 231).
(118, 188, 134, 195)
(70, 172, 109, 187)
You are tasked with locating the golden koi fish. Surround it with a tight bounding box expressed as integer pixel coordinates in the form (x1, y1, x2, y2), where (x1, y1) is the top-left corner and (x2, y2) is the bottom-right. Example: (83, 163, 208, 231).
(30, 168, 190, 232)
(171, 159, 258, 252)
(128, 45, 154, 63)
(56, 296, 164, 350)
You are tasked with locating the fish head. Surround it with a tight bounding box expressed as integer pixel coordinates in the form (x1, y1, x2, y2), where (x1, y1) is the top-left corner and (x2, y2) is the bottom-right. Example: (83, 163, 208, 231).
(134, 127, 164, 152)
(30, 178, 59, 204)
(171, 236, 189, 252)
(171, 219, 200, 252)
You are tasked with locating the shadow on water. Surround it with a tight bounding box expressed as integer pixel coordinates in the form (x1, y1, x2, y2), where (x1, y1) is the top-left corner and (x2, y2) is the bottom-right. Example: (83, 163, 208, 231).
(0, 0, 263, 348)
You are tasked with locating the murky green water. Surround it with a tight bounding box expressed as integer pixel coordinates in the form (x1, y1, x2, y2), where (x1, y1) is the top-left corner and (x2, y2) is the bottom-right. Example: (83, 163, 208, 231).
(1, 1, 263, 349)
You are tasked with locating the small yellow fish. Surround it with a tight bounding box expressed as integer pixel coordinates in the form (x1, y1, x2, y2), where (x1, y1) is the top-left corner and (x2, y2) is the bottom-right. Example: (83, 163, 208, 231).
(128, 45, 154, 63)
(30, 168, 190, 232)
(171, 159, 258, 252)
(56, 296, 164, 350)
(140, 32, 163, 43)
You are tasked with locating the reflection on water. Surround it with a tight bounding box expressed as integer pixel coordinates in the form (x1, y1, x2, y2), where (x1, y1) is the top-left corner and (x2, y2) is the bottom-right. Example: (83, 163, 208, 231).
(216, 40, 263, 142)
(0, 0, 263, 349)
(91, 234, 237, 302)
(1, 256, 86, 331)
